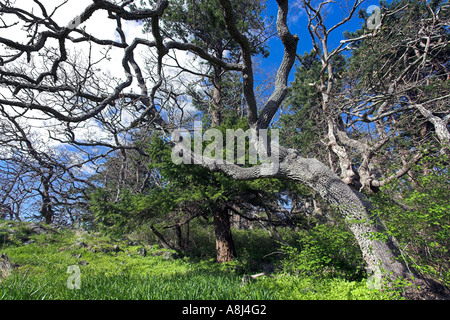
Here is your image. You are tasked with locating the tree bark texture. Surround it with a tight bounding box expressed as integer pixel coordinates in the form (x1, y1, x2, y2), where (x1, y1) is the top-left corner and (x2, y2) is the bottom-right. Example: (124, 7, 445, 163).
(278, 155, 409, 279)
(40, 174, 54, 225)
(211, 65, 223, 127)
(213, 206, 236, 263)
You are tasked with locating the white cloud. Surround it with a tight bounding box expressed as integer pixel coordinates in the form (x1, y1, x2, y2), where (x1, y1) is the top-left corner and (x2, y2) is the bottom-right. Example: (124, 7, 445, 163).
(1, 0, 205, 158)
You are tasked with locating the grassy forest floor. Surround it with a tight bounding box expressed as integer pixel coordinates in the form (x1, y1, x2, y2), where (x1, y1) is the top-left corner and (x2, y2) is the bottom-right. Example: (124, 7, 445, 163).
(0, 221, 402, 300)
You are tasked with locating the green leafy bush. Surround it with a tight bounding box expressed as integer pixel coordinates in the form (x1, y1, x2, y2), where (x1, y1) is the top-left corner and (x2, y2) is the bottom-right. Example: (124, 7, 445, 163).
(372, 154, 450, 287)
(248, 276, 394, 300)
(281, 223, 366, 281)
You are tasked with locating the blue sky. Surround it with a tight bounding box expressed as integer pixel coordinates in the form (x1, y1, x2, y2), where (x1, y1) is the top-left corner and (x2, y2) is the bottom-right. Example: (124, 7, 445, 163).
(263, 1, 379, 83)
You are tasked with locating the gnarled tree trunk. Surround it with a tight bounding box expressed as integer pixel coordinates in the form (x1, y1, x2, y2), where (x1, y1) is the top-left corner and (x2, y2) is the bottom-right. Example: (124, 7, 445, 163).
(213, 206, 236, 263)
(192, 145, 411, 281)
(278, 154, 409, 280)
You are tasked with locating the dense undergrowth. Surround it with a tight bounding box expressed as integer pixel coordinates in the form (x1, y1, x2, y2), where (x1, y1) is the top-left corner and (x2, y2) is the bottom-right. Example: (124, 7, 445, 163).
(0, 221, 396, 300)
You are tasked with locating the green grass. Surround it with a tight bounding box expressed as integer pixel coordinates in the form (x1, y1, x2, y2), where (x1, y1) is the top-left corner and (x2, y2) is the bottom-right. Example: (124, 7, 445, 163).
(0, 222, 394, 300)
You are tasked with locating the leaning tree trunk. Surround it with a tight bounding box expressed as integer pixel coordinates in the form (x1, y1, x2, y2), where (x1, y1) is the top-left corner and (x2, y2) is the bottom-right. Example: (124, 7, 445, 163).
(278, 154, 410, 280)
(213, 206, 236, 263)
(197, 147, 412, 281)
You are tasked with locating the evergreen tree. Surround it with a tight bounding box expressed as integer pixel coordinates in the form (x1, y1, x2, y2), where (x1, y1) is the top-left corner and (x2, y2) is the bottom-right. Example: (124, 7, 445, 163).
(139, 0, 274, 261)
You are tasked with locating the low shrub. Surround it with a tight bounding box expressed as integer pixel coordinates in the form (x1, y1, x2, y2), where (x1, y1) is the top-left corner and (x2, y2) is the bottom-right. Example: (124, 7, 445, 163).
(280, 223, 366, 281)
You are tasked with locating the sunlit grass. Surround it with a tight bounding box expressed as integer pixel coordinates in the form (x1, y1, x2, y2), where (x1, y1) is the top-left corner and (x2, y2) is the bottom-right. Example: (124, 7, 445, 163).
(0, 222, 393, 300)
